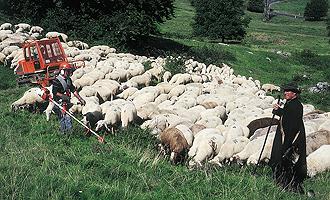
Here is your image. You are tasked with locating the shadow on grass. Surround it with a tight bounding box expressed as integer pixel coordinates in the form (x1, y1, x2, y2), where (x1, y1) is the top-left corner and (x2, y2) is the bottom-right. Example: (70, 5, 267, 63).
(126, 35, 190, 57)
(127, 35, 236, 66)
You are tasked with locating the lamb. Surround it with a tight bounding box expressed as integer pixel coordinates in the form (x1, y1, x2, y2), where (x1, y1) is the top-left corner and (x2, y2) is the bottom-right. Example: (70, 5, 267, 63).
(159, 127, 190, 164)
(168, 85, 186, 99)
(307, 145, 330, 177)
(92, 79, 120, 101)
(146, 65, 164, 82)
(0, 52, 5, 64)
(318, 119, 330, 132)
(162, 71, 172, 82)
(246, 135, 275, 165)
(14, 23, 31, 33)
(195, 116, 222, 128)
(261, 83, 281, 93)
(95, 104, 121, 133)
(169, 73, 192, 85)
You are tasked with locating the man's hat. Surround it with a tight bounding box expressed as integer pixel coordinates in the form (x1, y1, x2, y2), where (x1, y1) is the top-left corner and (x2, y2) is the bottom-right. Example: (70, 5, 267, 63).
(281, 82, 301, 94)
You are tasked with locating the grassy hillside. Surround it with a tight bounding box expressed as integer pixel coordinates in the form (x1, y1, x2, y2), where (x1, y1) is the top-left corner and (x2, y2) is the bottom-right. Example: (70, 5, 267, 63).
(0, 0, 330, 199)
(159, 0, 329, 111)
(1, 65, 329, 199)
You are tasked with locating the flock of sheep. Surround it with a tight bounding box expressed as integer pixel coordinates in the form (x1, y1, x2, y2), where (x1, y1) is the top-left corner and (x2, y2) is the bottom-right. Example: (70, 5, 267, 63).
(2, 22, 330, 178)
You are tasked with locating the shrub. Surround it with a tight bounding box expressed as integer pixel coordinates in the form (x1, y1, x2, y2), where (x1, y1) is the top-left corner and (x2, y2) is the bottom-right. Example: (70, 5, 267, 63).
(247, 0, 264, 13)
(304, 0, 328, 21)
(192, 0, 250, 43)
(164, 55, 186, 75)
(1, 0, 175, 46)
(187, 45, 236, 66)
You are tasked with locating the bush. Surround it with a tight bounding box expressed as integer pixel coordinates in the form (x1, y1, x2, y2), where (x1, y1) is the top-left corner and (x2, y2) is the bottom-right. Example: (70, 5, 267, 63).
(247, 0, 264, 13)
(192, 0, 250, 43)
(304, 0, 328, 21)
(164, 55, 186, 75)
(1, 0, 175, 46)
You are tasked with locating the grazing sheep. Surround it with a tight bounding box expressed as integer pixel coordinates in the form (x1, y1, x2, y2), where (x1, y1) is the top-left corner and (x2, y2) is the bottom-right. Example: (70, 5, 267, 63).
(188, 131, 225, 168)
(159, 127, 190, 164)
(261, 83, 280, 93)
(120, 101, 137, 128)
(175, 124, 194, 146)
(116, 87, 138, 100)
(82, 111, 104, 134)
(11, 87, 45, 111)
(95, 105, 121, 134)
(188, 128, 225, 167)
(307, 145, 330, 177)
(163, 71, 172, 82)
(0, 23, 12, 30)
(209, 136, 250, 166)
(306, 130, 330, 155)
(232, 132, 275, 164)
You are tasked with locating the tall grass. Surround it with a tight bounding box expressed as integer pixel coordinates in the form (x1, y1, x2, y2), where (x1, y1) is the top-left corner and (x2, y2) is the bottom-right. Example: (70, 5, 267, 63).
(0, 66, 329, 199)
(0, 0, 330, 199)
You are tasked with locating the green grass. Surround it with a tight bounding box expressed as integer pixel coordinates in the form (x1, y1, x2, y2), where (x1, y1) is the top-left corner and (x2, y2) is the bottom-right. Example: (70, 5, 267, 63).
(1, 0, 330, 199)
(158, 0, 329, 111)
(271, 0, 310, 15)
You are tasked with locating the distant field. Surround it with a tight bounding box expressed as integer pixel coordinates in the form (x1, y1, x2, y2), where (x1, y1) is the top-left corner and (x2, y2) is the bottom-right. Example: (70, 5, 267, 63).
(159, 0, 330, 111)
(271, 0, 310, 15)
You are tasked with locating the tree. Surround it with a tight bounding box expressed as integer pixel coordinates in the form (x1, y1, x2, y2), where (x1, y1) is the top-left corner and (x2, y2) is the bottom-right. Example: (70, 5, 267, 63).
(192, 0, 250, 43)
(327, 17, 330, 42)
(304, 0, 328, 21)
(0, 0, 174, 45)
(247, 0, 264, 13)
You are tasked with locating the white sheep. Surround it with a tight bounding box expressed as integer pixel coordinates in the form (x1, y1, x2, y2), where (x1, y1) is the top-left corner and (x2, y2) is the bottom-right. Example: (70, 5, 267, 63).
(175, 124, 194, 146)
(116, 87, 138, 100)
(209, 136, 250, 166)
(120, 101, 137, 128)
(162, 71, 172, 82)
(0, 23, 12, 30)
(307, 145, 330, 177)
(188, 129, 225, 168)
(67, 40, 89, 49)
(261, 83, 280, 93)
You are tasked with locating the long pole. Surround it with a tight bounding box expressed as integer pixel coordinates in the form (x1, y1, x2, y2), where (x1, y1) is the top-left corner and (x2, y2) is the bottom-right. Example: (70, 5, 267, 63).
(50, 98, 105, 143)
(252, 95, 280, 174)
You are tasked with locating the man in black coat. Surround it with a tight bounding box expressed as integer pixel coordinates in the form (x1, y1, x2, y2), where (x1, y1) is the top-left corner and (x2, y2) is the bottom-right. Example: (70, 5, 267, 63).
(269, 82, 307, 194)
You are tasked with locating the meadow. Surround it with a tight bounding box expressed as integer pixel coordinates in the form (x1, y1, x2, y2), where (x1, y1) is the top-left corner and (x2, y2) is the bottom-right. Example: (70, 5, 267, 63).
(0, 0, 329, 199)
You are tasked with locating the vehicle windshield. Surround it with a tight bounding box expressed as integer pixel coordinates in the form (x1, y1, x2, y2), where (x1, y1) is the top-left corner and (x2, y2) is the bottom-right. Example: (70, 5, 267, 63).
(38, 39, 65, 64)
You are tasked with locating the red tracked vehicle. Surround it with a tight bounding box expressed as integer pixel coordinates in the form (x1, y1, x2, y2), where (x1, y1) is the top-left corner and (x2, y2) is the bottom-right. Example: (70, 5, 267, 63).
(14, 37, 84, 87)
